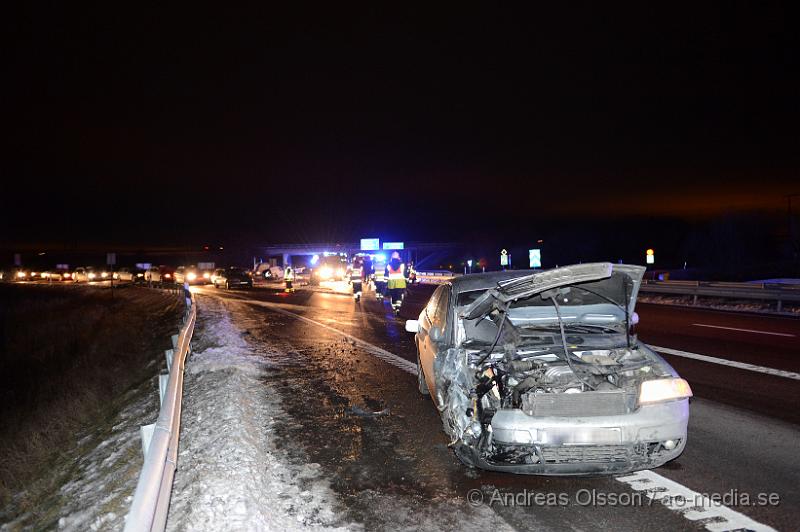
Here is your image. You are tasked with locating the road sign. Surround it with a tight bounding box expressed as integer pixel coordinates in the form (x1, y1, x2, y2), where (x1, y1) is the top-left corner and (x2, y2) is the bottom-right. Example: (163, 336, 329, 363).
(107, 253, 117, 266)
(382, 241, 404, 250)
(529, 249, 541, 268)
(646, 248, 655, 265)
(500, 249, 509, 267)
(361, 238, 380, 251)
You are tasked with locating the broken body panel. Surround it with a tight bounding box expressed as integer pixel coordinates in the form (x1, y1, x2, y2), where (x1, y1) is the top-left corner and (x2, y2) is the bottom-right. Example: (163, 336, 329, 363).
(413, 263, 691, 475)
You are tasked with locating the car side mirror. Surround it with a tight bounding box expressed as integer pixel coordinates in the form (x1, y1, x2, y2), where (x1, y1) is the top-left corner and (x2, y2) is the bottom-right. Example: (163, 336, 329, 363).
(429, 326, 444, 343)
(405, 319, 419, 333)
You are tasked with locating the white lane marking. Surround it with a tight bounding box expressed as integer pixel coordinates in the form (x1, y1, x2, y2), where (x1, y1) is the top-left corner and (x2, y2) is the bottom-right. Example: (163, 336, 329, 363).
(650, 345, 800, 381)
(241, 299, 419, 376)
(616, 470, 776, 532)
(691, 323, 796, 337)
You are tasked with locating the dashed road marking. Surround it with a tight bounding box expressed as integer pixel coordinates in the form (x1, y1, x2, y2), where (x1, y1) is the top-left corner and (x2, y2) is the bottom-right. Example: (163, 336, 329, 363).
(239, 299, 419, 376)
(616, 470, 776, 532)
(691, 323, 795, 337)
(650, 345, 800, 381)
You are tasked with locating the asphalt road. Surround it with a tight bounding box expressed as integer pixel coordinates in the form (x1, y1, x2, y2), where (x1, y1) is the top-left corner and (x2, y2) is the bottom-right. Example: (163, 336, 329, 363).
(193, 281, 799, 531)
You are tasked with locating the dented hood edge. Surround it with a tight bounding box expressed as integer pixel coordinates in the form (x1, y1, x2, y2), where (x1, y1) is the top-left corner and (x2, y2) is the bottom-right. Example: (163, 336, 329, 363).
(460, 262, 646, 320)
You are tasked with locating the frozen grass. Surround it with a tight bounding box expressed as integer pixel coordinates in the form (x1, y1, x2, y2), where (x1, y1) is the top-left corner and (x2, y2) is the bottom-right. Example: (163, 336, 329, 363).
(0, 284, 182, 516)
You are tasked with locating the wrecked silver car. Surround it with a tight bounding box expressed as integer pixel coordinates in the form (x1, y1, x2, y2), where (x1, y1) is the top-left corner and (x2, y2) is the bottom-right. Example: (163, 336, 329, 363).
(405, 263, 692, 475)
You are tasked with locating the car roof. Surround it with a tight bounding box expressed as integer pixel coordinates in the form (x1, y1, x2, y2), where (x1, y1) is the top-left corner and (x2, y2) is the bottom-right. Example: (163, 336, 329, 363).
(448, 269, 542, 294)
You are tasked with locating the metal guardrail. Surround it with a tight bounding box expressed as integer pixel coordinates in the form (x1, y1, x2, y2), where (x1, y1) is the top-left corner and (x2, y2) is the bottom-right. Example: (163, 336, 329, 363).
(125, 285, 196, 532)
(415, 270, 458, 283)
(639, 280, 800, 312)
(415, 271, 800, 312)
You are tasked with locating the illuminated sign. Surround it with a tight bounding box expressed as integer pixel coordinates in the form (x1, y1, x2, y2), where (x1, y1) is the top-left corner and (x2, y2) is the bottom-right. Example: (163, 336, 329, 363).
(529, 249, 541, 268)
(382, 241, 404, 250)
(500, 249, 509, 266)
(361, 238, 380, 250)
(646, 248, 655, 265)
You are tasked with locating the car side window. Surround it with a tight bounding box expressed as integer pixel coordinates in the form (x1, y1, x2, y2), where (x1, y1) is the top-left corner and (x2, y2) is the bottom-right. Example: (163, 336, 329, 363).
(431, 286, 451, 330)
(425, 287, 441, 322)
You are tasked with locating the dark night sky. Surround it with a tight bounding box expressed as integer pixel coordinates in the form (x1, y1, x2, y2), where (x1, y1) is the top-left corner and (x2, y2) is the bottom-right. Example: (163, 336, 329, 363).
(3, 3, 798, 248)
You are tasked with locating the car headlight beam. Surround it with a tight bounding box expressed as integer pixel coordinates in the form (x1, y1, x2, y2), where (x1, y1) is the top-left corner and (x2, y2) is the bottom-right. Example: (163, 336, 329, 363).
(638, 378, 693, 405)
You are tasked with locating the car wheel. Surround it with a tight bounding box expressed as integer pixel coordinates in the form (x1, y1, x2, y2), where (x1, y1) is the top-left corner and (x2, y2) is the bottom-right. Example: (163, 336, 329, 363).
(416, 349, 429, 395)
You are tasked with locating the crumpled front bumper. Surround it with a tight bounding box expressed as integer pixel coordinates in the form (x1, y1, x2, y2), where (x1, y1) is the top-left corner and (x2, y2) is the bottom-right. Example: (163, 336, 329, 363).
(474, 399, 689, 475)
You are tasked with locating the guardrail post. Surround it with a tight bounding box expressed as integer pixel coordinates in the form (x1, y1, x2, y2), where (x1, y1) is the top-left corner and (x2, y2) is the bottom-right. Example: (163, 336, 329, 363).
(777, 299, 783, 312)
(140, 423, 155, 457)
(165, 349, 173, 372)
(158, 373, 170, 406)
(692, 294, 698, 305)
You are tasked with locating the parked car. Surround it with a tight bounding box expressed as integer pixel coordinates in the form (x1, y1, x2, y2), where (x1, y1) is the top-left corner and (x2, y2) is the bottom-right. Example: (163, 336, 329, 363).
(175, 265, 209, 285)
(41, 269, 70, 281)
(72, 267, 100, 282)
(113, 267, 143, 282)
(144, 266, 162, 284)
(310, 256, 347, 284)
(405, 263, 692, 475)
(212, 267, 253, 289)
(159, 265, 176, 284)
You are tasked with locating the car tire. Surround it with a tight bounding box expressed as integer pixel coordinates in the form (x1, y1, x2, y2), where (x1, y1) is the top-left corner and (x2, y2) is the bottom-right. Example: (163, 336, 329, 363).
(453, 441, 479, 468)
(416, 350, 429, 395)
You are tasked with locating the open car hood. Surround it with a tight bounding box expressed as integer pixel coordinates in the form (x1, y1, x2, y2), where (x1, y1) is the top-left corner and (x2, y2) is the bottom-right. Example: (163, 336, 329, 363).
(460, 263, 646, 321)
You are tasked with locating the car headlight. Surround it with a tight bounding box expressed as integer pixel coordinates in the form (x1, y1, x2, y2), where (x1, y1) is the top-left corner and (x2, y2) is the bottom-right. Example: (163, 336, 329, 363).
(101, 272, 108, 278)
(88, 273, 96, 279)
(64, 273, 71, 278)
(639, 378, 693, 405)
(320, 266, 333, 279)
(165, 273, 171, 279)
(187, 272, 197, 281)
(203, 272, 210, 279)
(16, 271, 26, 278)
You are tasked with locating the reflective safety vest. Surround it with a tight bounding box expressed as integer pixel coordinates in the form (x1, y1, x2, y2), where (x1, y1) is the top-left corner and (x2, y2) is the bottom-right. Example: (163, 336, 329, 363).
(373, 266, 385, 282)
(284, 267, 294, 281)
(387, 263, 406, 289)
(350, 267, 362, 282)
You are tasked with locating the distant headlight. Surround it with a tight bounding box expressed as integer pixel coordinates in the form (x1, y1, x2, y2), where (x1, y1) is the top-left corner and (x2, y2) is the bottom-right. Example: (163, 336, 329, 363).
(137, 273, 144, 277)
(203, 272, 210, 279)
(88, 273, 96, 279)
(64, 273, 71, 279)
(17, 271, 26, 278)
(638, 378, 693, 405)
(101, 272, 108, 278)
(187, 272, 197, 281)
(165, 273, 171, 279)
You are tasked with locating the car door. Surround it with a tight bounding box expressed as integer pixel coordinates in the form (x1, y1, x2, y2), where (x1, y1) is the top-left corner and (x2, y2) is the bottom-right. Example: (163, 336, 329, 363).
(418, 285, 451, 399)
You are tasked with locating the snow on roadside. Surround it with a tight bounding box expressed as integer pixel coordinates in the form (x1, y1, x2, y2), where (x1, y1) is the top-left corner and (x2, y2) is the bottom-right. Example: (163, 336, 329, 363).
(166, 296, 354, 531)
(1, 372, 159, 531)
